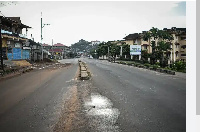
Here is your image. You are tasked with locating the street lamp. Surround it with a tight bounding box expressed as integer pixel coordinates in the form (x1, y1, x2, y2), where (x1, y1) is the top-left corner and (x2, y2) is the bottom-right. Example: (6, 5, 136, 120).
(41, 12, 50, 61)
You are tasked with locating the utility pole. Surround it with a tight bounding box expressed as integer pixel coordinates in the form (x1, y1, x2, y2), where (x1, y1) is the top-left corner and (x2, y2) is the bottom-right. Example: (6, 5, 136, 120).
(0, 16, 4, 72)
(41, 12, 50, 61)
(52, 39, 53, 59)
(41, 12, 43, 61)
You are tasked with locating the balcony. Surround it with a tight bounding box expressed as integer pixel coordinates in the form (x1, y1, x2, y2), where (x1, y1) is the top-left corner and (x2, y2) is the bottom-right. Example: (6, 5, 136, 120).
(1, 29, 27, 39)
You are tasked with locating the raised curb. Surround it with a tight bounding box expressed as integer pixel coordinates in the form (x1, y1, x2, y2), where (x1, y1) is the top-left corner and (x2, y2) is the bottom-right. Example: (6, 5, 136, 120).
(115, 61, 176, 75)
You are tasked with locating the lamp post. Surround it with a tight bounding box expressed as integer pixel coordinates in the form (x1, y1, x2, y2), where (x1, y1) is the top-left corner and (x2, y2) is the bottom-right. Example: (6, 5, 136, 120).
(41, 12, 50, 61)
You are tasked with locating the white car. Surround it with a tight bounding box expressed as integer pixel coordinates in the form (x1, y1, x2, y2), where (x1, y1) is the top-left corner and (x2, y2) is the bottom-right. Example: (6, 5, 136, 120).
(88, 55, 93, 59)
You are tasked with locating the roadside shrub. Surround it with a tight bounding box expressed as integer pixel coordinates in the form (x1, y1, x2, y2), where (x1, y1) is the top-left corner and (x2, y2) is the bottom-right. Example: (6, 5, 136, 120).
(119, 61, 126, 64)
(171, 61, 186, 72)
(155, 62, 160, 66)
(152, 64, 160, 70)
(163, 67, 172, 70)
(144, 63, 151, 68)
(126, 62, 135, 65)
(141, 60, 149, 64)
(134, 60, 142, 64)
(134, 63, 140, 67)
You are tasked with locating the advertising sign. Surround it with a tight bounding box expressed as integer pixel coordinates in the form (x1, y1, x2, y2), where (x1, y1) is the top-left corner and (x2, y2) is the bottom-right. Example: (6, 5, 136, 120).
(130, 45, 141, 55)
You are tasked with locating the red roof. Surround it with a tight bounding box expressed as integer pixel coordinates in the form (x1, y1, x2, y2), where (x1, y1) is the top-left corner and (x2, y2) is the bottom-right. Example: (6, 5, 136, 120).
(43, 44, 51, 46)
(53, 43, 66, 46)
(49, 48, 63, 52)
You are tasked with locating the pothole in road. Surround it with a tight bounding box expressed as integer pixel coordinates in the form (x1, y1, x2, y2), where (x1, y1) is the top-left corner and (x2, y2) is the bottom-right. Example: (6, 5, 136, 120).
(84, 93, 120, 132)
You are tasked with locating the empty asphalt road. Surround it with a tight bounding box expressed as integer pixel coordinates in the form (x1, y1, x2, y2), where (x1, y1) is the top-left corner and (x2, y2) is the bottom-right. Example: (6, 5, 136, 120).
(0, 58, 186, 132)
(0, 61, 79, 132)
(81, 58, 186, 132)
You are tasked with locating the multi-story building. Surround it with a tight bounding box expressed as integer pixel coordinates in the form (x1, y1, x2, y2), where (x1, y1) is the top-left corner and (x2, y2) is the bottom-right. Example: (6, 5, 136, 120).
(42, 44, 52, 51)
(109, 40, 126, 46)
(163, 27, 186, 62)
(1, 16, 31, 60)
(123, 33, 141, 45)
(42, 43, 69, 59)
(123, 27, 186, 63)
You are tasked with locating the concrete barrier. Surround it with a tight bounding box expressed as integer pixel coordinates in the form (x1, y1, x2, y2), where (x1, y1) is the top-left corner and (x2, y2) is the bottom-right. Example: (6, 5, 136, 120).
(81, 66, 87, 71)
(79, 61, 90, 80)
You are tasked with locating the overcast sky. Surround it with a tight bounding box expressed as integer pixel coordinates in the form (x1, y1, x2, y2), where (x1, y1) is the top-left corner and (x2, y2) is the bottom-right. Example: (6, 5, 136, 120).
(0, 1, 186, 46)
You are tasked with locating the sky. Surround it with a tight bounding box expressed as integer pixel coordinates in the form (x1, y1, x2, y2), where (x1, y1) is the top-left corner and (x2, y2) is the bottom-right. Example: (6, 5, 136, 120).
(0, 1, 186, 46)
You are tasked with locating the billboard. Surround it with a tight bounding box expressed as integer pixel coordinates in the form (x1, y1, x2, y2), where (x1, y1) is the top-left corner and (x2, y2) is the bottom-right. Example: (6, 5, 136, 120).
(130, 45, 141, 55)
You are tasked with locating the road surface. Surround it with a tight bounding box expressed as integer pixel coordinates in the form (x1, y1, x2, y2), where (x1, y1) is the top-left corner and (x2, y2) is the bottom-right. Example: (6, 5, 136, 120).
(0, 58, 186, 132)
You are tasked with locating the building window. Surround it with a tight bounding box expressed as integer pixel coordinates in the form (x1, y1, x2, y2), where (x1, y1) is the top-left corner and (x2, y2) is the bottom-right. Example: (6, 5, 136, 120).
(176, 53, 178, 57)
(144, 45, 147, 49)
(181, 54, 186, 56)
(176, 45, 179, 48)
(181, 45, 186, 49)
(181, 37, 186, 40)
(166, 53, 170, 58)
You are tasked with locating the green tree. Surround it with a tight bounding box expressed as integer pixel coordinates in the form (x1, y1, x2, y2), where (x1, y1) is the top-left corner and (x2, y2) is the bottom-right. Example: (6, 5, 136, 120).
(156, 41, 171, 67)
(96, 43, 108, 59)
(141, 50, 150, 63)
(143, 27, 173, 65)
(122, 44, 130, 57)
(110, 44, 120, 57)
(109, 44, 120, 62)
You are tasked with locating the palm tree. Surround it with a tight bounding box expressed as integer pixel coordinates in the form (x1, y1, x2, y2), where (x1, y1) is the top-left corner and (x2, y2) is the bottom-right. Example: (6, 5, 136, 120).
(156, 41, 171, 67)
(143, 27, 173, 65)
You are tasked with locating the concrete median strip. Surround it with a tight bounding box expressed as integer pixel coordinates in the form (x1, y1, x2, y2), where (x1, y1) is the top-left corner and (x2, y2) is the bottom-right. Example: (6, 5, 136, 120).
(79, 60, 90, 80)
(81, 66, 87, 71)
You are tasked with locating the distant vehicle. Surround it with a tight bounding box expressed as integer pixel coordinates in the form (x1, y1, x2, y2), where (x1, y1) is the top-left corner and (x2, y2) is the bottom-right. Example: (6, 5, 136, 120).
(76, 56, 80, 58)
(88, 55, 93, 59)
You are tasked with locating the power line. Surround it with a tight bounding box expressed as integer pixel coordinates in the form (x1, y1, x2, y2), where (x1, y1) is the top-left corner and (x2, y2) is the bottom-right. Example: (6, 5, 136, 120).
(0, 11, 5, 17)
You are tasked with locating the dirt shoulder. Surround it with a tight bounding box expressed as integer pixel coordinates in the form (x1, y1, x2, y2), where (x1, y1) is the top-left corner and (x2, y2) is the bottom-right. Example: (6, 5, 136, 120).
(0, 62, 71, 82)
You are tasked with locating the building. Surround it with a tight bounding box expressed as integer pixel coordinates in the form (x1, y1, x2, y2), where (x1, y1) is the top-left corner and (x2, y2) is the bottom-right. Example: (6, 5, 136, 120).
(42, 44, 52, 51)
(123, 27, 186, 62)
(29, 39, 42, 61)
(42, 43, 70, 59)
(109, 40, 126, 46)
(91, 40, 101, 46)
(163, 27, 186, 62)
(49, 48, 63, 59)
(53, 43, 70, 59)
(123, 33, 141, 45)
(1, 16, 31, 60)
